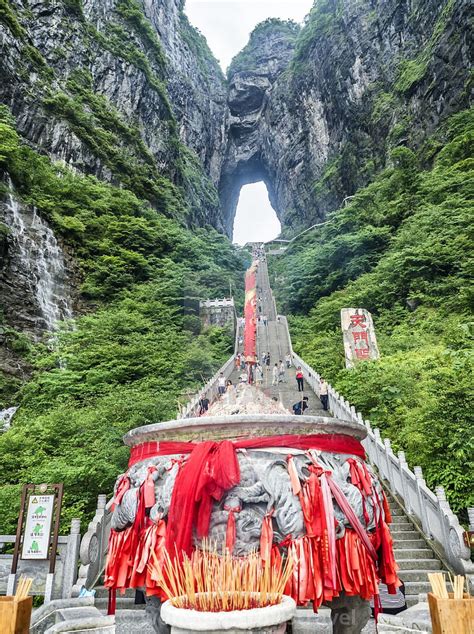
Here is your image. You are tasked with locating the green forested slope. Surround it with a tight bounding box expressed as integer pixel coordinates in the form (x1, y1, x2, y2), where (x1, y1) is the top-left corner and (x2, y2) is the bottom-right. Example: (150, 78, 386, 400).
(270, 109, 474, 516)
(0, 108, 246, 532)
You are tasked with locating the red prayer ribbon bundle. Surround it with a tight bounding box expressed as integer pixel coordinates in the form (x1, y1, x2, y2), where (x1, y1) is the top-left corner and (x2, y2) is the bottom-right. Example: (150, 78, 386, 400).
(105, 437, 400, 612)
(244, 262, 257, 363)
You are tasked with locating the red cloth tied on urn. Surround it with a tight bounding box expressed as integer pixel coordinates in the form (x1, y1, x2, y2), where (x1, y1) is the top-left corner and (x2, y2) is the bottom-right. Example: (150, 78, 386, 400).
(105, 437, 400, 612)
(165, 440, 240, 557)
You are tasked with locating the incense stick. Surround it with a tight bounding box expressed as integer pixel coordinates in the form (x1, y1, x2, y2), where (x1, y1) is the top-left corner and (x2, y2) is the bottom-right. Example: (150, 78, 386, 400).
(148, 544, 294, 612)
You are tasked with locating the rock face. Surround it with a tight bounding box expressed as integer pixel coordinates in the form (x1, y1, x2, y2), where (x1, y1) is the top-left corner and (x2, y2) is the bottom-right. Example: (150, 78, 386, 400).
(219, 0, 471, 232)
(0, 179, 73, 337)
(218, 20, 300, 236)
(1, 0, 228, 227)
(0, 0, 470, 344)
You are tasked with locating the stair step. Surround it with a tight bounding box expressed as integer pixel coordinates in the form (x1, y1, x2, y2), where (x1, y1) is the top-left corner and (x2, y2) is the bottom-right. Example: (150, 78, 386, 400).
(390, 526, 420, 536)
(95, 597, 146, 611)
(391, 530, 421, 539)
(389, 523, 414, 531)
(396, 558, 442, 570)
(393, 539, 427, 549)
(406, 595, 423, 608)
(388, 507, 405, 516)
(394, 548, 434, 559)
(390, 515, 410, 523)
(399, 570, 448, 582)
(404, 581, 433, 594)
(94, 586, 135, 600)
(115, 609, 154, 633)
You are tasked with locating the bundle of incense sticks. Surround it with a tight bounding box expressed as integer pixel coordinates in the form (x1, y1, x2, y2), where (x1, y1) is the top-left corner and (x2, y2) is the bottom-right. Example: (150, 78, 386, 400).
(428, 572, 470, 600)
(14, 576, 33, 600)
(150, 543, 294, 612)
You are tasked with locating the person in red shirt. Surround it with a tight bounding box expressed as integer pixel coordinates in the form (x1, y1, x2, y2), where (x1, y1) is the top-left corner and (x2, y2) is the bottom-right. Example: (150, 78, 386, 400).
(296, 367, 304, 392)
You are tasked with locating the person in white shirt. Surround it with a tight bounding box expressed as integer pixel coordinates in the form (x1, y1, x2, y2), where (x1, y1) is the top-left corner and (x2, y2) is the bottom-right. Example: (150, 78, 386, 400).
(319, 378, 328, 410)
(272, 363, 279, 386)
(226, 380, 236, 404)
(217, 373, 226, 395)
(279, 360, 286, 382)
(285, 353, 292, 368)
(255, 364, 264, 385)
(240, 371, 248, 384)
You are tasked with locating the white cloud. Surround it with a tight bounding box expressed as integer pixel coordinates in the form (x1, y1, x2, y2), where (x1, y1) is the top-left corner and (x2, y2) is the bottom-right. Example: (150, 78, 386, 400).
(233, 182, 281, 244)
(184, 0, 313, 70)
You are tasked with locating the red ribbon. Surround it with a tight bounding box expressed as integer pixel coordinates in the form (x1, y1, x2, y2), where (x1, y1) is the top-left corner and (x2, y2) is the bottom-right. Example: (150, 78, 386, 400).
(128, 433, 365, 467)
(165, 440, 240, 557)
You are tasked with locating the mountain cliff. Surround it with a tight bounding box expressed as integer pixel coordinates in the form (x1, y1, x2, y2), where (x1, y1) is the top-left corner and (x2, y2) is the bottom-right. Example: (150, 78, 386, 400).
(222, 0, 471, 231)
(1, 0, 227, 225)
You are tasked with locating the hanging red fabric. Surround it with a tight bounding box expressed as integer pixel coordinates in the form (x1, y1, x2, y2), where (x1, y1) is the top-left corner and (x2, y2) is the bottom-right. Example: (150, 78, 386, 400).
(165, 440, 240, 557)
(128, 433, 365, 467)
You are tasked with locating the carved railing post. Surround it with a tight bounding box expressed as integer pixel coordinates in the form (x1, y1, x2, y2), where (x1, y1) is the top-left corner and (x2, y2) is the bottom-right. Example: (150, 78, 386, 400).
(73, 494, 112, 595)
(469, 508, 474, 532)
(62, 518, 81, 598)
(398, 451, 412, 514)
(414, 466, 431, 538)
(384, 438, 395, 493)
(373, 428, 382, 471)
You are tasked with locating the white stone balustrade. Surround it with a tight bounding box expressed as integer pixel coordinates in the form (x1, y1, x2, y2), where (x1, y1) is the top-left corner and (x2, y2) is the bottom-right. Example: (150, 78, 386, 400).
(178, 317, 242, 420)
(73, 495, 113, 594)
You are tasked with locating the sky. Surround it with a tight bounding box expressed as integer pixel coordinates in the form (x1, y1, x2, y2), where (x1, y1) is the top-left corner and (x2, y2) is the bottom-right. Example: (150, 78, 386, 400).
(184, 1, 313, 244)
(232, 183, 281, 245)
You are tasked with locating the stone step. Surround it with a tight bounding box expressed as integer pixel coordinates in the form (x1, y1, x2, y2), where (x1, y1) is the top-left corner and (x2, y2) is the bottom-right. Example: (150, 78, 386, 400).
(400, 569, 448, 582)
(394, 548, 434, 559)
(404, 581, 433, 595)
(389, 522, 414, 532)
(406, 595, 422, 608)
(390, 514, 410, 523)
(94, 585, 136, 600)
(392, 530, 424, 539)
(95, 597, 146, 611)
(393, 538, 427, 549)
(396, 558, 442, 571)
(115, 609, 155, 633)
(391, 530, 421, 539)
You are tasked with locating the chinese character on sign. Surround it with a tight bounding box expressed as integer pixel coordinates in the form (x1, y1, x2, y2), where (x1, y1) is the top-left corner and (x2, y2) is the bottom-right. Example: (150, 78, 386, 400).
(349, 314, 367, 329)
(341, 308, 380, 368)
(352, 331, 369, 344)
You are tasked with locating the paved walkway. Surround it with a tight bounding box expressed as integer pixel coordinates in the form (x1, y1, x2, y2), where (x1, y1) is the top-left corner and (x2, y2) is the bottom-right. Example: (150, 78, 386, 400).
(229, 257, 329, 417)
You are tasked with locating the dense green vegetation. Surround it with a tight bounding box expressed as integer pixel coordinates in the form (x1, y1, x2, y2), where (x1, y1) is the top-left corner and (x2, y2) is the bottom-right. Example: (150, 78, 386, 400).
(0, 108, 246, 532)
(270, 109, 474, 516)
(228, 18, 299, 76)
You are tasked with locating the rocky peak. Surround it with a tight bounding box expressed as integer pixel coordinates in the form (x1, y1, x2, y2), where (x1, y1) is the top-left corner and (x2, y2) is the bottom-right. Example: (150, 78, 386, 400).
(219, 20, 299, 236)
(218, 0, 471, 234)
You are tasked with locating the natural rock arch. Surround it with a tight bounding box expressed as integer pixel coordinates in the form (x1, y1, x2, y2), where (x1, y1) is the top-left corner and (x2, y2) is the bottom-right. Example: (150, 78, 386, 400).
(218, 21, 299, 237)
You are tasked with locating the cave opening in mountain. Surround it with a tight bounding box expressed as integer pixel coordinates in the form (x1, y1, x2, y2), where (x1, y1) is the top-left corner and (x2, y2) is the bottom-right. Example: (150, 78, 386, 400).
(232, 182, 281, 245)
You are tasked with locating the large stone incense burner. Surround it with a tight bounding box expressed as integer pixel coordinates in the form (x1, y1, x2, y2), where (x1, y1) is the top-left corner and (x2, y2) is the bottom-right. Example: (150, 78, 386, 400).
(106, 387, 400, 633)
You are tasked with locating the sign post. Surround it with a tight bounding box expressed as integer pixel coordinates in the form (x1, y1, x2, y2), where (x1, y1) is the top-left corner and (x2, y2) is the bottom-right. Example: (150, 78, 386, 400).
(9, 483, 63, 601)
(341, 308, 380, 369)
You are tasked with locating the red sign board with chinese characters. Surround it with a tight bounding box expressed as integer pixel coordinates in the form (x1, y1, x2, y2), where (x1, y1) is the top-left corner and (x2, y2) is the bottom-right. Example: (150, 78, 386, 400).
(340, 308, 380, 368)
